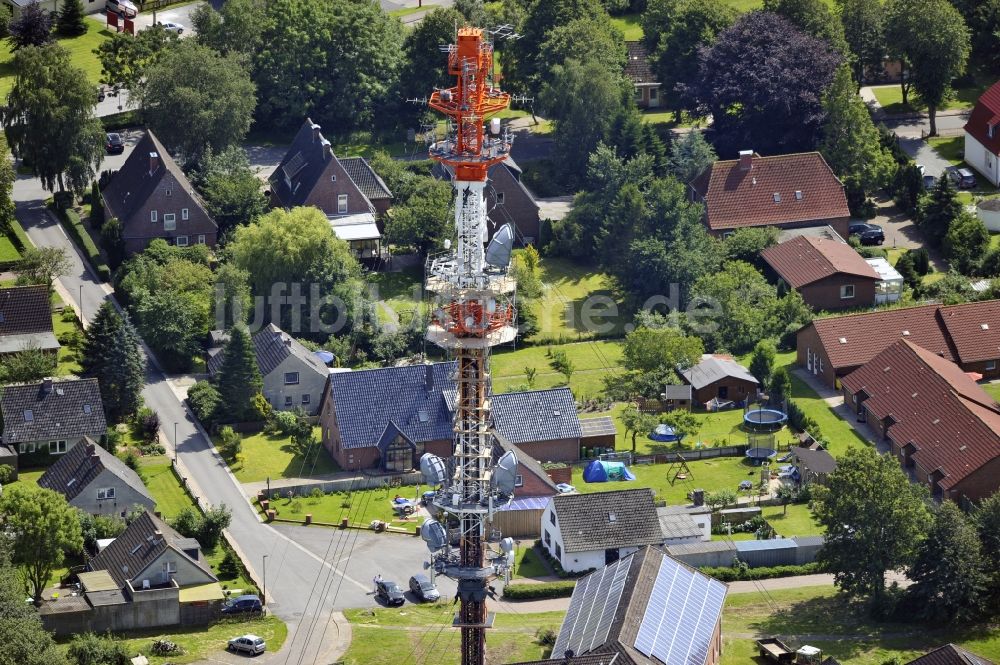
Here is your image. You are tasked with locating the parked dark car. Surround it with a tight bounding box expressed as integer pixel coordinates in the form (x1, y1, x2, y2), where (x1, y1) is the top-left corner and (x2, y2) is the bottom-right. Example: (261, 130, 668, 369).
(408, 574, 440, 602)
(221, 594, 263, 615)
(376, 580, 405, 606)
(850, 222, 884, 245)
(105, 133, 124, 154)
(947, 167, 977, 189)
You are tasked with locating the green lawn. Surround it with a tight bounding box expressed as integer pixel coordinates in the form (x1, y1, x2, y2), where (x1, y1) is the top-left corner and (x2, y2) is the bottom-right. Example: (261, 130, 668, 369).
(610, 13, 643, 40)
(389, 5, 429, 18)
(220, 427, 340, 483)
(512, 543, 550, 580)
(140, 456, 198, 519)
(53, 309, 83, 377)
(491, 339, 624, 399)
(871, 83, 984, 115)
(102, 616, 287, 665)
(982, 382, 1000, 402)
(342, 605, 563, 665)
(761, 503, 823, 537)
(0, 234, 20, 262)
(571, 457, 767, 505)
(368, 267, 426, 327)
(528, 257, 622, 343)
(0, 21, 112, 98)
(263, 484, 427, 529)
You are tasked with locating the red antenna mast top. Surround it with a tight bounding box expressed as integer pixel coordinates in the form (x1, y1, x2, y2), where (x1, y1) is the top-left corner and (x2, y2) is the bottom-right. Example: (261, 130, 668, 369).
(428, 27, 511, 182)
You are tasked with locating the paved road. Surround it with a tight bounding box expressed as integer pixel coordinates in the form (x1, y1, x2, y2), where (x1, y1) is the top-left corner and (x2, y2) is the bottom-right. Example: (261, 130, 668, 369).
(881, 111, 970, 139)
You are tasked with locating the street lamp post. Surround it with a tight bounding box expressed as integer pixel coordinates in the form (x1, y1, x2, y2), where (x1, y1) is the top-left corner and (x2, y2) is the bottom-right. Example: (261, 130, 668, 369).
(79, 284, 83, 322)
(262, 555, 268, 609)
(173, 422, 178, 449)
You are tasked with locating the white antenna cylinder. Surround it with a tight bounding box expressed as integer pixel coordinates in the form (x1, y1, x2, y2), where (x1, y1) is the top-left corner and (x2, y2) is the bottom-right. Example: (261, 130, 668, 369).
(490, 118, 501, 135)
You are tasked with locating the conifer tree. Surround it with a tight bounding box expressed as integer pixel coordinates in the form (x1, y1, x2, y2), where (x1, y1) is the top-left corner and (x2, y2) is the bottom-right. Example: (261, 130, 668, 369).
(56, 0, 87, 36)
(81, 302, 145, 423)
(81, 301, 122, 377)
(216, 323, 262, 422)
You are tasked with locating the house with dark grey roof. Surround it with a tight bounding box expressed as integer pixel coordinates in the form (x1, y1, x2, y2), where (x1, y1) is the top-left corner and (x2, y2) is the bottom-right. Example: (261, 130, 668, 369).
(791, 445, 837, 486)
(433, 157, 540, 246)
(0, 377, 106, 465)
(318, 362, 590, 471)
(0, 285, 59, 358)
(541, 488, 664, 572)
(509, 546, 726, 665)
(906, 644, 995, 665)
(268, 118, 391, 261)
(101, 130, 217, 255)
(625, 41, 661, 109)
(208, 324, 328, 415)
(39, 438, 154, 516)
(680, 354, 759, 406)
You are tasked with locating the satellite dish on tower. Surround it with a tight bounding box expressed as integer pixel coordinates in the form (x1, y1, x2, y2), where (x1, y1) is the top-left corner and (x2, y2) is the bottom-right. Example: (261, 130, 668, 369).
(485, 223, 514, 269)
(421, 520, 448, 552)
(420, 453, 447, 486)
(492, 450, 519, 495)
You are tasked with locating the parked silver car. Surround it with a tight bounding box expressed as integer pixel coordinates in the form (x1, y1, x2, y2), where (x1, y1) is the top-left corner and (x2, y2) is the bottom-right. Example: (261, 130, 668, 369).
(227, 634, 266, 656)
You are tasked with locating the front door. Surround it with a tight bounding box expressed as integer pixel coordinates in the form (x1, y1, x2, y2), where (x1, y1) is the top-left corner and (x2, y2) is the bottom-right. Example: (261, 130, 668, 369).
(605, 548, 620, 565)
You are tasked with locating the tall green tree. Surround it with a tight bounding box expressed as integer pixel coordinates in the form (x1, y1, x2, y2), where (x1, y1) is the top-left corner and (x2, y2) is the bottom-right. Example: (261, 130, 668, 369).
(768, 366, 791, 406)
(0, 343, 57, 383)
(55, 0, 86, 36)
(815, 447, 929, 610)
(763, 0, 848, 52)
(722, 226, 779, 267)
(95, 25, 178, 93)
(918, 174, 962, 247)
(748, 339, 776, 386)
(838, 0, 886, 88)
(399, 7, 468, 123)
(689, 261, 782, 354)
(216, 324, 263, 423)
(384, 178, 454, 255)
(537, 16, 627, 92)
(508, 0, 604, 91)
(0, 540, 66, 665)
(974, 491, 1000, 604)
(820, 65, 895, 196)
(191, 0, 264, 65)
(7, 2, 52, 50)
(15, 246, 71, 293)
(944, 211, 989, 275)
(907, 501, 988, 622)
(3, 43, 104, 195)
(0, 485, 83, 603)
(192, 147, 267, 237)
(139, 40, 255, 162)
(667, 130, 717, 184)
(620, 404, 660, 451)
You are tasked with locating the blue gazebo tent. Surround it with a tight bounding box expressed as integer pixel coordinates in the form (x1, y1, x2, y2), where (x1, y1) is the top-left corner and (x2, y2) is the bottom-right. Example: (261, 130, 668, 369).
(649, 424, 682, 442)
(583, 460, 636, 483)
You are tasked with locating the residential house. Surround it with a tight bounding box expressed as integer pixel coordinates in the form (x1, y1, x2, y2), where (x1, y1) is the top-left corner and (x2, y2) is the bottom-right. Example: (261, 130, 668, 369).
(541, 488, 664, 572)
(790, 445, 837, 486)
(796, 299, 1000, 388)
(3, 0, 102, 19)
(906, 644, 995, 665)
(101, 130, 218, 255)
(680, 354, 759, 406)
(841, 339, 1000, 502)
(0, 377, 106, 466)
(433, 157, 540, 245)
(38, 438, 154, 516)
(964, 80, 1000, 188)
(489, 434, 559, 538)
(761, 236, 882, 310)
(269, 118, 391, 261)
(207, 324, 328, 415)
(690, 151, 852, 239)
(38, 510, 224, 636)
(0, 285, 59, 358)
(625, 41, 661, 109)
(318, 362, 599, 470)
(508, 546, 726, 665)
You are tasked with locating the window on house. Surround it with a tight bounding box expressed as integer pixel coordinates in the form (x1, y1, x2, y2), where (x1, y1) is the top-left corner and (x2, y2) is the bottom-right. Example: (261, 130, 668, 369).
(330, 174, 337, 182)
(649, 87, 658, 100)
(49, 440, 67, 454)
(986, 360, 997, 371)
(175, 235, 189, 247)
(23, 409, 33, 422)
(555, 543, 562, 559)
(514, 474, 523, 487)
(496, 192, 505, 205)
(549, 511, 556, 526)
(182, 208, 189, 220)
(165, 188, 172, 197)
(97, 487, 116, 500)
(302, 394, 311, 405)
(163, 561, 177, 573)
(197, 235, 206, 245)
(18, 442, 36, 454)
(338, 194, 348, 214)
(284, 396, 293, 407)
(840, 284, 855, 299)
(150, 210, 158, 223)
(284, 372, 300, 385)
(544, 530, 551, 546)
(163, 213, 176, 230)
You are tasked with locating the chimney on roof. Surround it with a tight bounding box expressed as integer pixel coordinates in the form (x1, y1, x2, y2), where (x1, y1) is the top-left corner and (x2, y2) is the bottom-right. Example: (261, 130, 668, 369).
(321, 138, 333, 160)
(149, 152, 159, 174)
(425, 363, 434, 393)
(738, 150, 753, 171)
(283, 335, 292, 347)
(41, 377, 53, 394)
(312, 123, 321, 142)
(85, 441, 96, 456)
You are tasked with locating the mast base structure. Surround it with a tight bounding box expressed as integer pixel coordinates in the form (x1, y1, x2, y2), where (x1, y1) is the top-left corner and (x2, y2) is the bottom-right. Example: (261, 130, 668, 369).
(416, 25, 521, 665)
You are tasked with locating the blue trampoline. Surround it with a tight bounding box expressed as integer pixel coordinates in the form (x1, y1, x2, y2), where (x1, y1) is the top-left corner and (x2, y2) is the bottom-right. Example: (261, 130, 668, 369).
(649, 424, 682, 442)
(583, 460, 636, 483)
(743, 408, 788, 433)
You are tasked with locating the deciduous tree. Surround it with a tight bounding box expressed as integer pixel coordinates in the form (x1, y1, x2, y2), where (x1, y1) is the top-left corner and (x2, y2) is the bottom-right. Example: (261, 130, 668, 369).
(384, 178, 454, 255)
(191, 0, 263, 64)
(0, 343, 57, 383)
(537, 16, 627, 92)
(7, 2, 52, 50)
(399, 7, 468, 123)
(944, 211, 989, 275)
(192, 147, 267, 237)
(838, 0, 886, 87)
(0, 540, 66, 665)
(974, 491, 1000, 604)
(621, 325, 704, 394)
(15, 246, 71, 292)
(216, 324, 263, 423)
(748, 339, 777, 387)
(815, 446, 929, 611)
(763, 0, 847, 52)
(508, 0, 604, 91)
(96, 26, 177, 94)
(620, 404, 659, 451)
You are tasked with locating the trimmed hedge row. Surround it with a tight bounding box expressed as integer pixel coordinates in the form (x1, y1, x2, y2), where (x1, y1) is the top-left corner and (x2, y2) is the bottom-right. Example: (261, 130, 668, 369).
(7, 217, 32, 252)
(51, 203, 111, 281)
(699, 562, 823, 582)
(503, 580, 576, 600)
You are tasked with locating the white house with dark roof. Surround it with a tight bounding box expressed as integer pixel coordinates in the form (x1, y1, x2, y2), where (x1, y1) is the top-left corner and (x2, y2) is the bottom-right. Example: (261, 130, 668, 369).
(0, 377, 106, 464)
(208, 324, 329, 415)
(39, 438, 154, 516)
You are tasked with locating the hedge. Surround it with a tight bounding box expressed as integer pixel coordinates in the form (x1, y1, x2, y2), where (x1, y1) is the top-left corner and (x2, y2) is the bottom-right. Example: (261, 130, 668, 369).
(101, 110, 141, 131)
(698, 562, 823, 582)
(50, 203, 111, 281)
(503, 580, 576, 600)
(7, 217, 32, 252)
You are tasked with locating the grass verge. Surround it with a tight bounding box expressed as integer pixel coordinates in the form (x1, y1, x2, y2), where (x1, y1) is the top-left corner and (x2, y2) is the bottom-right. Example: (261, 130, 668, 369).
(218, 427, 339, 483)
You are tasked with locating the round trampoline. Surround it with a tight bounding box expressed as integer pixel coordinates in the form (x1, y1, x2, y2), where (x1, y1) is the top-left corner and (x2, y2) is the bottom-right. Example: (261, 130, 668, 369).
(745, 447, 777, 465)
(744, 408, 788, 433)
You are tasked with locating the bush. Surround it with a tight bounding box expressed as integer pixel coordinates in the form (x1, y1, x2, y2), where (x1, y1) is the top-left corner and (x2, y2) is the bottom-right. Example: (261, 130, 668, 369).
(0, 464, 14, 484)
(218, 548, 242, 579)
(6, 217, 31, 252)
(535, 627, 557, 647)
(188, 380, 222, 428)
(67, 633, 130, 665)
(150, 640, 182, 656)
(218, 425, 242, 461)
(699, 561, 823, 582)
(90, 182, 104, 226)
(133, 407, 160, 443)
(173, 507, 201, 539)
(503, 580, 577, 599)
(269, 410, 299, 435)
(100, 217, 124, 270)
(119, 449, 139, 471)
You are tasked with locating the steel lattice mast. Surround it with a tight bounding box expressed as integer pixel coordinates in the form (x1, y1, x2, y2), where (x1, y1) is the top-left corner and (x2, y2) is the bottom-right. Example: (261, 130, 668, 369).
(418, 26, 518, 665)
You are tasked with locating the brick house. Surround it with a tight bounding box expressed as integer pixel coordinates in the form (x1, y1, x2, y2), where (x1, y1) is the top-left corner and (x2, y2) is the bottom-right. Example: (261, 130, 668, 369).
(690, 151, 852, 239)
(680, 354, 759, 406)
(318, 362, 592, 471)
(510, 547, 726, 665)
(963, 80, 1000, 188)
(102, 131, 217, 255)
(0, 285, 59, 358)
(841, 339, 1000, 503)
(761, 236, 881, 310)
(39, 438, 154, 516)
(434, 157, 540, 245)
(269, 118, 391, 261)
(796, 300, 1000, 388)
(625, 41, 661, 109)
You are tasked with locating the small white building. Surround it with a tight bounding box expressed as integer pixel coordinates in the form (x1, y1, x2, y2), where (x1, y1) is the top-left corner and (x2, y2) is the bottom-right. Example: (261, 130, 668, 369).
(964, 81, 1000, 188)
(865, 257, 903, 304)
(657, 504, 712, 545)
(540, 488, 665, 573)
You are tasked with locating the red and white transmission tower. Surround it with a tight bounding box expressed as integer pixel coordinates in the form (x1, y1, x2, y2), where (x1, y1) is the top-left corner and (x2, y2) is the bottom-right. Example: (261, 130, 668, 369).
(417, 26, 520, 665)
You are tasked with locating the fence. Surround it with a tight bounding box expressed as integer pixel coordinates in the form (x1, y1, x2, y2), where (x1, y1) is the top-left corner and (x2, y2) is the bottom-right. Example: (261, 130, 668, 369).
(572, 445, 748, 468)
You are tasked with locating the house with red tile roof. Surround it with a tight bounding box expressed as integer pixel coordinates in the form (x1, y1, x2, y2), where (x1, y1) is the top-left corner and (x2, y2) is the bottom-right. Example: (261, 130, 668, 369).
(690, 151, 851, 238)
(796, 300, 1000, 388)
(761, 236, 881, 310)
(964, 80, 1000, 188)
(841, 339, 1000, 503)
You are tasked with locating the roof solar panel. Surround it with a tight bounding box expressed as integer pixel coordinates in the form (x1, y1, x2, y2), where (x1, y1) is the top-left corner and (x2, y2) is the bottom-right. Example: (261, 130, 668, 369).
(553, 554, 633, 658)
(634, 555, 727, 665)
